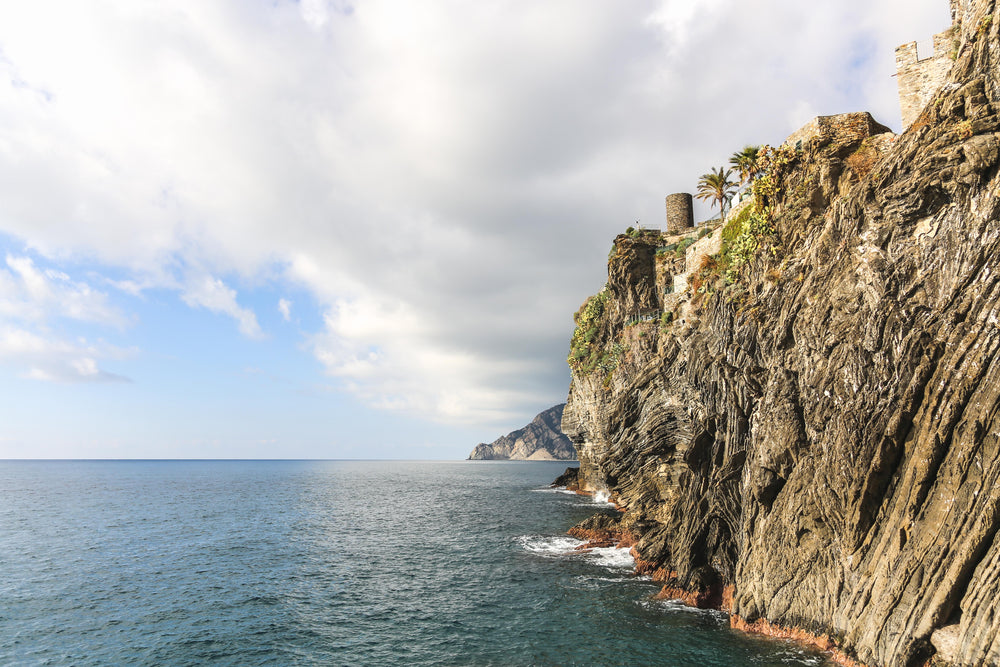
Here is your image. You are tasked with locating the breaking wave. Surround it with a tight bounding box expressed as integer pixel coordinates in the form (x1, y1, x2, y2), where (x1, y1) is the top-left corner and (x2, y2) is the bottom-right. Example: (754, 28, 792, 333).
(516, 535, 635, 571)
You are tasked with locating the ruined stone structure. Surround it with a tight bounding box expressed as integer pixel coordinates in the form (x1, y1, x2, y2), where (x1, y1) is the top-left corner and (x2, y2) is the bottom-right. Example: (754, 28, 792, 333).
(665, 193, 694, 234)
(896, 29, 955, 129)
(782, 112, 892, 151)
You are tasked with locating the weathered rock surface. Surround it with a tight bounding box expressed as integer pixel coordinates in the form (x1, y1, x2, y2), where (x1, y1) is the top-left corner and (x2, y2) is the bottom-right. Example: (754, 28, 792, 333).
(468, 404, 576, 460)
(551, 466, 580, 489)
(562, 2, 1000, 665)
(567, 512, 634, 548)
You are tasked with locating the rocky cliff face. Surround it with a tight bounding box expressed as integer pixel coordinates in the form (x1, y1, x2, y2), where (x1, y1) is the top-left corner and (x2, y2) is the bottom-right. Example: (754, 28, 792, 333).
(468, 404, 576, 460)
(562, 2, 1000, 665)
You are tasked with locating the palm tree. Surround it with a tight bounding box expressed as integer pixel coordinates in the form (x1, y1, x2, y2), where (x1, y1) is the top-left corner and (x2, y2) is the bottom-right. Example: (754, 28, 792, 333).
(696, 167, 738, 223)
(729, 145, 762, 185)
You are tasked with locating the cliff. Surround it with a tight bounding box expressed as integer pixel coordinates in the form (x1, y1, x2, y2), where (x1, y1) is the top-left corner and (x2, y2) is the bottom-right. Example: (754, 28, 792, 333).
(468, 404, 576, 461)
(562, 2, 1000, 665)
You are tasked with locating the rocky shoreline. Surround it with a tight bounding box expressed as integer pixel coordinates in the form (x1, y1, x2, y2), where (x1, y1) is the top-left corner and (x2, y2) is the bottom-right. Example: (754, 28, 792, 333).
(553, 3, 1000, 661)
(553, 470, 868, 666)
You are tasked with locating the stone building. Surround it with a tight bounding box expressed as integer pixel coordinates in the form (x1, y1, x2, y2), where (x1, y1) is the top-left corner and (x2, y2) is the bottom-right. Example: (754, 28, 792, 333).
(665, 193, 694, 234)
(895, 28, 956, 129)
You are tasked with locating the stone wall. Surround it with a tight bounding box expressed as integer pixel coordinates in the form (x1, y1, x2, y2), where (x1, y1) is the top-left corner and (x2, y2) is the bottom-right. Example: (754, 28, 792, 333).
(727, 191, 754, 222)
(782, 112, 893, 151)
(951, 0, 967, 24)
(896, 28, 955, 129)
(782, 118, 821, 150)
(665, 193, 694, 233)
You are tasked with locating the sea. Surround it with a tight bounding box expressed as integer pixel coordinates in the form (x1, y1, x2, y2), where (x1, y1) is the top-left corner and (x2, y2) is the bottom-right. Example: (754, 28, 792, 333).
(0, 460, 830, 666)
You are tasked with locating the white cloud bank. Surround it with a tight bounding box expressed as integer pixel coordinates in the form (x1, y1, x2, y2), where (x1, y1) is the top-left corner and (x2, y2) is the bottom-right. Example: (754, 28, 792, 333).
(0, 0, 951, 425)
(0, 255, 133, 381)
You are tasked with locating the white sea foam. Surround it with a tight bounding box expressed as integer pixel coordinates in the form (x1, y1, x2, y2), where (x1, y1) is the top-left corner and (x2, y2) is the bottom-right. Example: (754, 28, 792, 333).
(517, 535, 635, 571)
(530, 485, 617, 505)
(585, 575, 632, 583)
(638, 598, 727, 620)
(585, 545, 635, 570)
(530, 487, 582, 496)
(517, 535, 582, 557)
(745, 645, 826, 665)
(590, 490, 618, 509)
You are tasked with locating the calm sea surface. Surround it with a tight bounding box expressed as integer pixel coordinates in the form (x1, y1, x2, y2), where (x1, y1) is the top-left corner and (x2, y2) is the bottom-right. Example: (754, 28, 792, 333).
(0, 460, 829, 666)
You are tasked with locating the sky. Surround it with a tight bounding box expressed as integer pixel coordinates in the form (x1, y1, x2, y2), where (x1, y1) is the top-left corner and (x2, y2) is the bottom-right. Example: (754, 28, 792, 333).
(0, 0, 951, 459)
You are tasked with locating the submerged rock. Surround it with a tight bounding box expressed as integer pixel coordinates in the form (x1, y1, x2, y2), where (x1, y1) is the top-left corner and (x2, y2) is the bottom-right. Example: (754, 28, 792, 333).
(561, 2, 1000, 664)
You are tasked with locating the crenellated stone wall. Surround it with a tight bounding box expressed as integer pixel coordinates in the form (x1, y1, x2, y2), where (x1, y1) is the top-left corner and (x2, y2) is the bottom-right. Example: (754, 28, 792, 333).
(896, 29, 956, 129)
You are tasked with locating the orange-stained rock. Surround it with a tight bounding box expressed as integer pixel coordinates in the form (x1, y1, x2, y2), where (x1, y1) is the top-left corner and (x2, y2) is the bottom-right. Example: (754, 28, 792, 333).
(567, 512, 636, 551)
(730, 615, 867, 667)
(721, 585, 734, 614)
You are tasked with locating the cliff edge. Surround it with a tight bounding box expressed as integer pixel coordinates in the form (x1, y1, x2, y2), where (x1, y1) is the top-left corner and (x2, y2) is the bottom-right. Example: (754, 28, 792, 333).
(563, 1, 1000, 665)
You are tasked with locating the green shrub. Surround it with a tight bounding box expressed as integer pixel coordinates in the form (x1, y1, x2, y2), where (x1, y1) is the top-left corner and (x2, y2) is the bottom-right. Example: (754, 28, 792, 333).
(718, 204, 773, 283)
(568, 288, 612, 371)
(675, 236, 696, 257)
(721, 205, 752, 249)
(657, 244, 678, 256)
(978, 15, 993, 38)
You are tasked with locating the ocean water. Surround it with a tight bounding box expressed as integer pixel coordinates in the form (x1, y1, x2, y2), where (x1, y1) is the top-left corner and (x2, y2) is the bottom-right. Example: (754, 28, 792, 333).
(0, 460, 829, 666)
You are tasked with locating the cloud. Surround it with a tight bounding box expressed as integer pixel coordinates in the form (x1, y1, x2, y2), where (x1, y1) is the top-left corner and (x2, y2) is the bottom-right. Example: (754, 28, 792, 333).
(0, 254, 133, 382)
(0, 0, 952, 425)
(278, 298, 292, 322)
(182, 275, 263, 339)
(0, 325, 132, 383)
(309, 297, 549, 424)
(0, 255, 128, 327)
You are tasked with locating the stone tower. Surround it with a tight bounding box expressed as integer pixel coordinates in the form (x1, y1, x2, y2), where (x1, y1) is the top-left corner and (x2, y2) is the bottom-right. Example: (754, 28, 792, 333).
(665, 193, 694, 234)
(895, 28, 954, 129)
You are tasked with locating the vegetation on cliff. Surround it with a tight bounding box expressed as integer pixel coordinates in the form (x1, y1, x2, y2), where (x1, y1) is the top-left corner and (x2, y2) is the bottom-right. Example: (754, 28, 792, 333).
(561, 1, 1000, 665)
(567, 288, 611, 373)
(695, 166, 738, 222)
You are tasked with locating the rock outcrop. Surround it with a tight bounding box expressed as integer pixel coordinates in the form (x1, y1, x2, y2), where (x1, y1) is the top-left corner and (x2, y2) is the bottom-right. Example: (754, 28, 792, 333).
(551, 466, 580, 489)
(562, 2, 1000, 665)
(468, 404, 576, 460)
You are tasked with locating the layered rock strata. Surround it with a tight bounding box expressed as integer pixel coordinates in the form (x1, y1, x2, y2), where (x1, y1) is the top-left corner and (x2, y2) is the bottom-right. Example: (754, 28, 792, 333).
(562, 2, 1000, 664)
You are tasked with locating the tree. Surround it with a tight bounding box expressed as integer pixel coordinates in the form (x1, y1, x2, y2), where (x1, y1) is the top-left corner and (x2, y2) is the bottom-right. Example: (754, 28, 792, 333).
(729, 145, 762, 185)
(695, 167, 738, 223)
